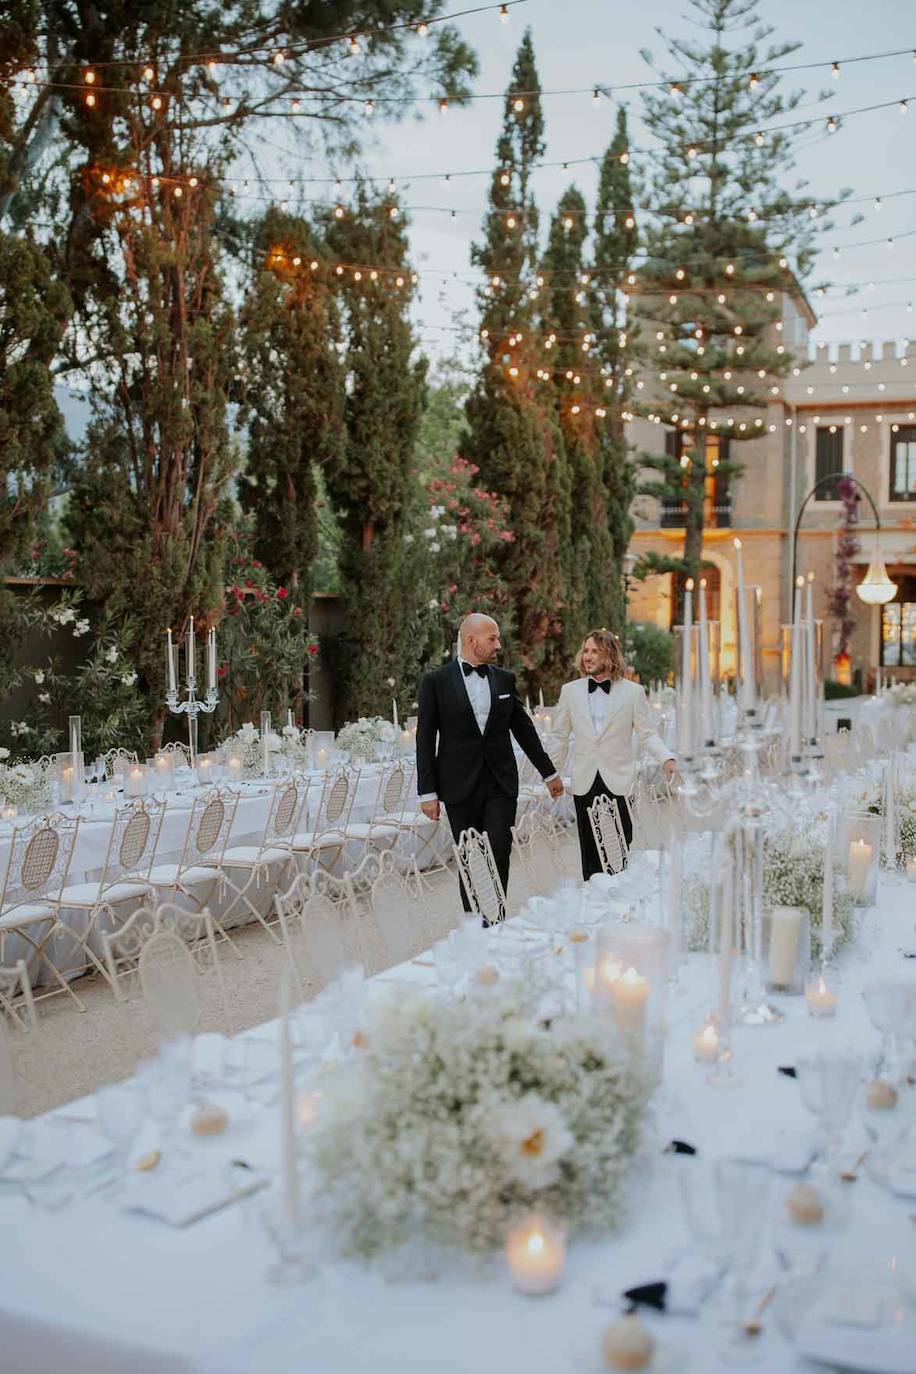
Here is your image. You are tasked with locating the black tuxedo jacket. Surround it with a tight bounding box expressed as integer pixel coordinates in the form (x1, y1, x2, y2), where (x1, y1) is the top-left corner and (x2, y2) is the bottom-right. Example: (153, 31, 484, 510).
(416, 659, 556, 805)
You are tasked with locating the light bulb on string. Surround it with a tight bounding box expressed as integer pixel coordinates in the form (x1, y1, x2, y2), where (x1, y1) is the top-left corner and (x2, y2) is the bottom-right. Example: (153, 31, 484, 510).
(826, 115, 838, 133)
(347, 36, 360, 56)
(142, 65, 155, 82)
(748, 72, 760, 90)
(206, 59, 218, 74)
(831, 61, 840, 78)
(222, 97, 232, 112)
(900, 100, 909, 114)
(151, 94, 164, 111)
(874, 196, 882, 211)
(499, 4, 509, 20)
(513, 96, 525, 112)
(416, 21, 429, 36)
(84, 68, 96, 85)
(593, 88, 601, 105)
(754, 131, 765, 146)
(364, 99, 374, 114)
(439, 97, 448, 114)
(290, 98, 301, 112)
(85, 91, 96, 107)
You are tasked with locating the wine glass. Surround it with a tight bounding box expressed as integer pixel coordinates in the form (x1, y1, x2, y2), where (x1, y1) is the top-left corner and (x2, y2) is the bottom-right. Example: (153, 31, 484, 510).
(255, 1188, 318, 1285)
(138, 1039, 191, 1164)
(96, 1079, 145, 1183)
(862, 981, 914, 1080)
(797, 1048, 862, 1178)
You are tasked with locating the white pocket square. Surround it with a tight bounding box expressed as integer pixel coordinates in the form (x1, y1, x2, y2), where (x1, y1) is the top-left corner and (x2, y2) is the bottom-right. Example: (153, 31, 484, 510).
(498, 693, 511, 699)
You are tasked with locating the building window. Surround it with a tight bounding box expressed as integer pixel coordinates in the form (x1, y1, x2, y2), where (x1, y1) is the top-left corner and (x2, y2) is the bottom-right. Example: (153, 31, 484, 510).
(660, 432, 731, 528)
(814, 426, 844, 499)
(670, 566, 721, 630)
(881, 575, 916, 667)
(889, 426, 916, 502)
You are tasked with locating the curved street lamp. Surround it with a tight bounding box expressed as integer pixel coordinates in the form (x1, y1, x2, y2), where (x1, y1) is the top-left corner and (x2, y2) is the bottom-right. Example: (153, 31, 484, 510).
(791, 472, 897, 607)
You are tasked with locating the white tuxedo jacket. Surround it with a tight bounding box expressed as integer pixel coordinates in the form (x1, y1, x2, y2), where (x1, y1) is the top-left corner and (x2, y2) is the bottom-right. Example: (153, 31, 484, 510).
(551, 677, 675, 796)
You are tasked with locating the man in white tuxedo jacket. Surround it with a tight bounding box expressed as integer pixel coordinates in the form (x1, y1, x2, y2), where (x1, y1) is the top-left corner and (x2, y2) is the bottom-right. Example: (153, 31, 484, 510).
(551, 629, 676, 879)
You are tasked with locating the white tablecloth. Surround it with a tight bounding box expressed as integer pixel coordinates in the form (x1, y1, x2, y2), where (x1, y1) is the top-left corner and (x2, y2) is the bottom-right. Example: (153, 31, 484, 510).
(2, 872, 915, 1372)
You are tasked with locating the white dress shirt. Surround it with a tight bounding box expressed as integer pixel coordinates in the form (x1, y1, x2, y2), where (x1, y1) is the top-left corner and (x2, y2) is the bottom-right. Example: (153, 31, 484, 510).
(459, 657, 492, 734)
(587, 677, 612, 735)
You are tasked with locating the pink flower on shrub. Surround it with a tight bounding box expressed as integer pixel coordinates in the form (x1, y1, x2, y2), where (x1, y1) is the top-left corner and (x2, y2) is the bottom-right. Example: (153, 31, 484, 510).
(277, 586, 289, 600)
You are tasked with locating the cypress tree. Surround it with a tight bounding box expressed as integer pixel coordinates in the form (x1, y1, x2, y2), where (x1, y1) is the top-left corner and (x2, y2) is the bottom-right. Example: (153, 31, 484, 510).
(539, 186, 602, 656)
(324, 186, 426, 721)
(634, 0, 833, 584)
(591, 108, 639, 630)
(463, 30, 569, 690)
(239, 208, 345, 603)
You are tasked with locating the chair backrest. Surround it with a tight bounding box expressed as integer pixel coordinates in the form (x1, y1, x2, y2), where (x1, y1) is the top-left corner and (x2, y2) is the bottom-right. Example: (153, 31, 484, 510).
(367, 856, 426, 964)
(158, 741, 192, 767)
(510, 811, 564, 898)
(262, 775, 309, 850)
(587, 793, 629, 876)
(102, 746, 140, 778)
(375, 761, 409, 819)
(275, 871, 354, 987)
(0, 812, 80, 916)
(138, 928, 202, 1037)
(176, 786, 239, 873)
(312, 765, 358, 833)
(98, 798, 167, 893)
(453, 827, 506, 926)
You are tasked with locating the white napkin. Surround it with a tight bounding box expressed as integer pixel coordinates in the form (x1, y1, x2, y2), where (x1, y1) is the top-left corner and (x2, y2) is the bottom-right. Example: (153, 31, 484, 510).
(665, 1250, 725, 1315)
(729, 1124, 817, 1173)
(1, 1122, 111, 1182)
(120, 1164, 268, 1227)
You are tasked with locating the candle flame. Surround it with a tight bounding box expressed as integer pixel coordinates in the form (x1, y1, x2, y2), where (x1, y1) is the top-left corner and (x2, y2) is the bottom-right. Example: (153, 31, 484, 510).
(685, 577, 694, 591)
(699, 577, 706, 588)
(807, 571, 815, 583)
(733, 537, 742, 550)
(796, 575, 805, 588)
(525, 1231, 546, 1256)
(620, 966, 642, 985)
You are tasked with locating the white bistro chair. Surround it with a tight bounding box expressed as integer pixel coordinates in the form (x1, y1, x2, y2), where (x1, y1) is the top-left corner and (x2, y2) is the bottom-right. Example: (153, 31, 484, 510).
(147, 787, 240, 955)
(103, 900, 230, 1029)
(587, 792, 630, 876)
(0, 813, 82, 1010)
(291, 765, 360, 876)
(453, 826, 506, 927)
(214, 776, 310, 943)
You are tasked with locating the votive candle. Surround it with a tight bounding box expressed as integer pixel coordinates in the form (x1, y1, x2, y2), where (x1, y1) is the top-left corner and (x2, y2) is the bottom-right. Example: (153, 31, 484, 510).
(611, 967, 649, 1035)
(692, 1020, 721, 1064)
(805, 974, 838, 1018)
(847, 837, 873, 901)
(505, 1215, 566, 1296)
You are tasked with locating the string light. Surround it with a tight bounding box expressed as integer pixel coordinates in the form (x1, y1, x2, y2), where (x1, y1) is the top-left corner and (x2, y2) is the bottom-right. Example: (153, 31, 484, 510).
(142, 65, 155, 82)
(499, 3, 509, 19)
(832, 61, 841, 78)
(291, 98, 301, 112)
(826, 114, 839, 133)
(900, 99, 909, 114)
(513, 96, 525, 112)
(439, 97, 448, 114)
(83, 68, 96, 85)
(416, 21, 429, 36)
(85, 91, 96, 107)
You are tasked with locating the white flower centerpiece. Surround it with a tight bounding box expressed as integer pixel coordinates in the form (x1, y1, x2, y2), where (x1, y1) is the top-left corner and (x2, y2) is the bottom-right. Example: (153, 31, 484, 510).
(216, 722, 283, 778)
(305, 980, 651, 1257)
(336, 716, 395, 764)
(842, 776, 916, 863)
(0, 753, 53, 815)
(684, 820, 857, 960)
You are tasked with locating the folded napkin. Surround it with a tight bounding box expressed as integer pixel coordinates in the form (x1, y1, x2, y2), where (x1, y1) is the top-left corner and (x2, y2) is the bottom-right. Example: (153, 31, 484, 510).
(729, 1124, 817, 1174)
(620, 1251, 724, 1317)
(1, 1122, 111, 1182)
(120, 1164, 268, 1227)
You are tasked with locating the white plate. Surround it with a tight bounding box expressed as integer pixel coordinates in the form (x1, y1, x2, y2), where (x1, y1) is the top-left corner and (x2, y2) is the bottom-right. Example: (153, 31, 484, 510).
(796, 1300, 916, 1372)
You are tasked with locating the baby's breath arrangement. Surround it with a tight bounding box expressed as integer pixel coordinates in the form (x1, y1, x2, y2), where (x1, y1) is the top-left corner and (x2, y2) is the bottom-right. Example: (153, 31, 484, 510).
(0, 755, 53, 814)
(336, 716, 395, 763)
(306, 981, 651, 1257)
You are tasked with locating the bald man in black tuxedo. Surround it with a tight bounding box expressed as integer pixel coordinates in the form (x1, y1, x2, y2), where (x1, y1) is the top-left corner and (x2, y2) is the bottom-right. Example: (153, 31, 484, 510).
(416, 613, 564, 918)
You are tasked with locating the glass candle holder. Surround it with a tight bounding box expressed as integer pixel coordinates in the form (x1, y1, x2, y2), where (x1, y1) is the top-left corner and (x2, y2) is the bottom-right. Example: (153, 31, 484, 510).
(593, 921, 670, 1067)
(125, 764, 147, 798)
(836, 813, 881, 907)
(505, 1213, 566, 1296)
(804, 971, 839, 1018)
(764, 905, 810, 995)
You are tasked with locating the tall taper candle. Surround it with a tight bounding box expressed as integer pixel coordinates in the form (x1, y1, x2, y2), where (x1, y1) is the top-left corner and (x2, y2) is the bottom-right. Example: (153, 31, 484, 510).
(392, 697, 399, 731)
(698, 578, 713, 746)
(187, 615, 195, 687)
(679, 578, 694, 758)
(261, 710, 271, 777)
(885, 753, 897, 868)
(166, 628, 177, 694)
(717, 860, 734, 1025)
(538, 687, 545, 708)
(734, 538, 754, 716)
(278, 970, 300, 1223)
(805, 574, 816, 742)
(789, 576, 804, 758)
(207, 626, 216, 697)
(822, 808, 835, 955)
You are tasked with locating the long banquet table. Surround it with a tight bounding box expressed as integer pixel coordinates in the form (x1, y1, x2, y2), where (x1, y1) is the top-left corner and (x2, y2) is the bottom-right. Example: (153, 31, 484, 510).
(1, 870, 915, 1373)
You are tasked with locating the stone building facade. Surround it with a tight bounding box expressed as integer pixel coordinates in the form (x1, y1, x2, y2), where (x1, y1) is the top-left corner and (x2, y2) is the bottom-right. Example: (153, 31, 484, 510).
(626, 288, 916, 692)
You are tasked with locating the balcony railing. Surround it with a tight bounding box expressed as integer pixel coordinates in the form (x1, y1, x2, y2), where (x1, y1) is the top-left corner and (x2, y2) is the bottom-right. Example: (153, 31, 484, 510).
(659, 499, 732, 529)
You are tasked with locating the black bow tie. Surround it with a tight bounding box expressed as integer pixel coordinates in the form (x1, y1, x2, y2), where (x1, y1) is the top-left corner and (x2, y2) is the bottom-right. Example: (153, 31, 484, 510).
(462, 661, 488, 678)
(588, 677, 611, 694)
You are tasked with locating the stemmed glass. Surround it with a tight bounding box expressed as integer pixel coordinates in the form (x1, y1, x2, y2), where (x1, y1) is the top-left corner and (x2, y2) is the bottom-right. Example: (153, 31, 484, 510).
(96, 1079, 145, 1186)
(797, 1048, 862, 1181)
(138, 1039, 192, 1165)
(862, 981, 916, 1081)
(678, 1157, 772, 1361)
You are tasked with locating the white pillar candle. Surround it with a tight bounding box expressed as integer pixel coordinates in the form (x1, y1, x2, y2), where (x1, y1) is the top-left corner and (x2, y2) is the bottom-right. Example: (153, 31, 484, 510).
(821, 812, 835, 950)
(166, 628, 177, 694)
(278, 972, 300, 1223)
(399, 728, 411, 755)
(847, 837, 873, 901)
(505, 1215, 566, 1296)
(768, 906, 804, 987)
(226, 754, 243, 783)
(59, 765, 73, 802)
(611, 967, 649, 1035)
(186, 615, 195, 687)
(1, 803, 18, 822)
(314, 746, 330, 771)
(693, 1020, 721, 1063)
(154, 752, 173, 786)
(679, 578, 694, 757)
(197, 756, 212, 785)
(126, 764, 146, 797)
(698, 579, 713, 746)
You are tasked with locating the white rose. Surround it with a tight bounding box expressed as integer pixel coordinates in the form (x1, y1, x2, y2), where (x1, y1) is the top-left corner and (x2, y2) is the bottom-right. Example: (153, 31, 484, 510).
(429, 542, 441, 552)
(33, 669, 45, 685)
(105, 645, 118, 664)
(38, 692, 51, 704)
(386, 678, 396, 688)
(428, 599, 439, 610)
(122, 671, 137, 686)
(0, 747, 9, 760)
(73, 618, 90, 636)
(403, 534, 414, 545)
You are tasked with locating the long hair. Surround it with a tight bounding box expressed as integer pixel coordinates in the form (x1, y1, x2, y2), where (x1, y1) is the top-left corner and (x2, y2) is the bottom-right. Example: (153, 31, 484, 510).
(574, 628, 627, 682)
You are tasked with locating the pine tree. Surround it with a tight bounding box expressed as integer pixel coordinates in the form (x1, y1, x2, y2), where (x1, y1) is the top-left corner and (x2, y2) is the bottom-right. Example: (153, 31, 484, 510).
(324, 187, 426, 722)
(463, 30, 570, 691)
(591, 108, 639, 630)
(634, 0, 833, 583)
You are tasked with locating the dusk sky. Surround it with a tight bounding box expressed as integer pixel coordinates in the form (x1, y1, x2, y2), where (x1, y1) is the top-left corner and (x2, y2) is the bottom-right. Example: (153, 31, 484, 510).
(278, 0, 916, 371)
